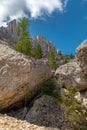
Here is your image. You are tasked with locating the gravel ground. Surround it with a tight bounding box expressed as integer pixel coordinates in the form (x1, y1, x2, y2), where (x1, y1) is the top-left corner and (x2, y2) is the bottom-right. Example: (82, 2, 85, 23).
(0, 113, 60, 130)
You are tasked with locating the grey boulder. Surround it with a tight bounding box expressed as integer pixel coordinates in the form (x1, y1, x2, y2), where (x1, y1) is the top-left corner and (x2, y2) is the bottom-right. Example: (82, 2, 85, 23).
(0, 41, 52, 110)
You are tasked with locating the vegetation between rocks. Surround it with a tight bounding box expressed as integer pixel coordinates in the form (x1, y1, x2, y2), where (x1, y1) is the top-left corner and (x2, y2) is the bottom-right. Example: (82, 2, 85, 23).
(38, 79, 63, 103)
(38, 80, 87, 130)
(62, 86, 87, 130)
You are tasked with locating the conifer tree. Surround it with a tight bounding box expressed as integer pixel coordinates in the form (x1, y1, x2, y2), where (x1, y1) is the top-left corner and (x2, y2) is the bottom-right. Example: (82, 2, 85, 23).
(48, 51, 56, 70)
(34, 44, 43, 59)
(16, 17, 32, 55)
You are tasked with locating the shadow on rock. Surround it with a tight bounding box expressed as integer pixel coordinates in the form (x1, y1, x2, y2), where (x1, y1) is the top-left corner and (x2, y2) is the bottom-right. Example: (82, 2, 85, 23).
(3, 95, 73, 130)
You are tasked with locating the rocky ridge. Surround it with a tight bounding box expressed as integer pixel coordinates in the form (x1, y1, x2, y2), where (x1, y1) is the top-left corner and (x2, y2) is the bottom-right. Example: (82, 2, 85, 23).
(0, 20, 57, 57)
(0, 20, 74, 65)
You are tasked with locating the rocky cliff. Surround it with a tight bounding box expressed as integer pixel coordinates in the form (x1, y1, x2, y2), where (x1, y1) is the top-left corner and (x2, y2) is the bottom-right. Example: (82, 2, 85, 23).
(0, 21, 57, 58)
(0, 20, 18, 42)
(32, 36, 57, 57)
(0, 20, 57, 56)
(0, 20, 74, 65)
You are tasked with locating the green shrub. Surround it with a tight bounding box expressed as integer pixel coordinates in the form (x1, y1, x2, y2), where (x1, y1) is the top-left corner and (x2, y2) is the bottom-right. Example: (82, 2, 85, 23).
(39, 79, 63, 103)
(40, 79, 56, 95)
(63, 86, 87, 130)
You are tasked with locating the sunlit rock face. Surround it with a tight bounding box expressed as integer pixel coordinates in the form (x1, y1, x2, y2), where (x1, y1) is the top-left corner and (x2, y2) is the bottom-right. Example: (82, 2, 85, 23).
(55, 40, 87, 91)
(76, 40, 87, 75)
(55, 60, 87, 91)
(0, 41, 52, 110)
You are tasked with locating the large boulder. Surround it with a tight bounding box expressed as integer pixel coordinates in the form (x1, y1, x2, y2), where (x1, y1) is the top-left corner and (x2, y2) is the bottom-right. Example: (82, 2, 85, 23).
(55, 60, 87, 91)
(76, 40, 87, 75)
(0, 41, 52, 110)
(25, 95, 73, 130)
(55, 40, 87, 91)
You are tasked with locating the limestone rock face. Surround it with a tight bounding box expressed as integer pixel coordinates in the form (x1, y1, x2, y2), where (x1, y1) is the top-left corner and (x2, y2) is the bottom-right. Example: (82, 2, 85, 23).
(32, 36, 56, 57)
(0, 41, 52, 110)
(25, 95, 73, 130)
(76, 40, 87, 75)
(0, 20, 18, 42)
(55, 60, 87, 91)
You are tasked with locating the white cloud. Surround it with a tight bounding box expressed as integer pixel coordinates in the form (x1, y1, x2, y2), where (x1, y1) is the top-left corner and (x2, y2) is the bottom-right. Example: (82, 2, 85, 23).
(0, 0, 68, 26)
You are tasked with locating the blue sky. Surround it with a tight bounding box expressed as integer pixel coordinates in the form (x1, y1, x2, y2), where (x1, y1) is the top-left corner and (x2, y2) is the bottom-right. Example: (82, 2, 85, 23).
(29, 0, 87, 54)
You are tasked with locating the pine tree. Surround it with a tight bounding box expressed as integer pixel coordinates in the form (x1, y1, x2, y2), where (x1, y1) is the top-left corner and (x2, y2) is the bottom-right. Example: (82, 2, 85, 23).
(34, 44, 43, 59)
(16, 17, 32, 55)
(48, 51, 56, 70)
